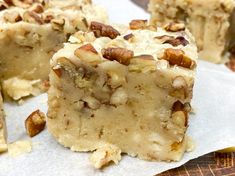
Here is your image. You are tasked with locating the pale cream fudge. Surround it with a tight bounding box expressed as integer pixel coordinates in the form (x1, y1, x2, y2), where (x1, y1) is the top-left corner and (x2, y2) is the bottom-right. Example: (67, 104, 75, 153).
(0, 0, 107, 100)
(148, 0, 235, 63)
(47, 21, 197, 168)
(0, 86, 7, 153)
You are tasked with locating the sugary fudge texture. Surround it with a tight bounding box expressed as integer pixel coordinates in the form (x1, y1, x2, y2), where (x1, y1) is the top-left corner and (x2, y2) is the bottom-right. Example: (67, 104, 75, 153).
(47, 21, 197, 168)
(0, 0, 107, 100)
(0, 86, 7, 153)
(148, 0, 235, 63)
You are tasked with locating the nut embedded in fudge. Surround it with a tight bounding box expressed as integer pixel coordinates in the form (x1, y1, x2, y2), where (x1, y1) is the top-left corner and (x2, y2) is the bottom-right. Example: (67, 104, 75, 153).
(148, 0, 235, 63)
(0, 0, 107, 100)
(47, 21, 198, 168)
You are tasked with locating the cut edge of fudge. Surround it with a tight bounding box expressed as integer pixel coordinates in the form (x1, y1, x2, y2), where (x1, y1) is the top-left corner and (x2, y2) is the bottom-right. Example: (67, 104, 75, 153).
(0, 0, 108, 101)
(148, 0, 235, 63)
(47, 20, 197, 168)
(0, 86, 7, 153)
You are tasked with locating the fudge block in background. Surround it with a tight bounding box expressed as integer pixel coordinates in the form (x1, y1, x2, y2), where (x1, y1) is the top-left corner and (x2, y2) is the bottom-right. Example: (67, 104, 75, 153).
(47, 21, 197, 168)
(0, 0, 107, 101)
(148, 0, 235, 63)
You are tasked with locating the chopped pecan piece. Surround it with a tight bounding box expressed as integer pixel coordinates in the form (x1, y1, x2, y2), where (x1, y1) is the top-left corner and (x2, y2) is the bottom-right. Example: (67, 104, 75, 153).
(82, 18, 89, 28)
(31, 4, 44, 13)
(165, 22, 185, 32)
(155, 35, 175, 42)
(161, 48, 195, 69)
(78, 43, 98, 54)
(163, 36, 189, 47)
(51, 17, 65, 31)
(129, 19, 148, 30)
(4, 11, 22, 23)
(25, 110, 46, 137)
(52, 66, 62, 78)
(129, 55, 156, 72)
(172, 101, 184, 112)
(75, 44, 102, 66)
(90, 21, 120, 39)
(0, 2, 8, 10)
(3, 0, 13, 6)
(43, 14, 54, 23)
(23, 11, 43, 24)
(225, 58, 235, 72)
(102, 47, 134, 65)
(7, 0, 32, 8)
(123, 33, 134, 41)
(172, 101, 188, 127)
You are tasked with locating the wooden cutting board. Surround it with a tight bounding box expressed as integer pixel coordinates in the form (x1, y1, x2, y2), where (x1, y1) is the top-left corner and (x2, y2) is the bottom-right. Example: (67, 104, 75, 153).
(158, 152, 235, 176)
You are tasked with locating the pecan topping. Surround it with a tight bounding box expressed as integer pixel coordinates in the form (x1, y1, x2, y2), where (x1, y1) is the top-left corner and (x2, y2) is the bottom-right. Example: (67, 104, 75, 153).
(102, 47, 134, 65)
(90, 21, 120, 39)
(75, 44, 102, 66)
(129, 55, 156, 72)
(129, 19, 148, 30)
(4, 11, 22, 23)
(43, 14, 54, 23)
(25, 110, 46, 137)
(163, 36, 189, 47)
(3, 0, 13, 6)
(31, 4, 44, 13)
(82, 18, 89, 28)
(5, 0, 33, 8)
(155, 35, 175, 41)
(0, 2, 8, 10)
(161, 48, 195, 69)
(52, 66, 62, 78)
(23, 11, 43, 24)
(123, 33, 134, 40)
(165, 22, 185, 32)
(51, 17, 65, 31)
(77, 43, 98, 54)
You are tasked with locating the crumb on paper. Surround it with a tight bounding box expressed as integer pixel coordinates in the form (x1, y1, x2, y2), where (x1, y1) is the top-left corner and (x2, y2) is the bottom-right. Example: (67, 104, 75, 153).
(186, 136, 195, 152)
(8, 140, 32, 157)
(89, 144, 121, 169)
(190, 106, 196, 115)
(2, 77, 42, 101)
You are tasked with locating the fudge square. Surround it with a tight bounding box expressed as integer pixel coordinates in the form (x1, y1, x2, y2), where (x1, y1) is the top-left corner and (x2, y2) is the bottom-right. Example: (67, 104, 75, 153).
(47, 21, 197, 168)
(148, 0, 235, 63)
(0, 0, 107, 100)
(0, 86, 7, 153)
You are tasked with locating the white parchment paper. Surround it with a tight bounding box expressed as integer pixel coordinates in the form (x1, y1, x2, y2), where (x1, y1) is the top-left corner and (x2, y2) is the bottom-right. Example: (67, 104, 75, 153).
(1, 1, 235, 176)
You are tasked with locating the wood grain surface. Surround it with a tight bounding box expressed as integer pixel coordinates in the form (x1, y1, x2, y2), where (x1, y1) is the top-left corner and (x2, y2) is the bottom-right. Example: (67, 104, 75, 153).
(158, 152, 235, 176)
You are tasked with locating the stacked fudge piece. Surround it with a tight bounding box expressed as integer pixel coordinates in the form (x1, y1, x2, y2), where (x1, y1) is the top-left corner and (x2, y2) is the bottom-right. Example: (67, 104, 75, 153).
(47, 20, 197, 168)
(0, 86, 7, 153)
(0, 0, 107, 153)
(148, 0, 235, 63)
(0, 0, 107, 100)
